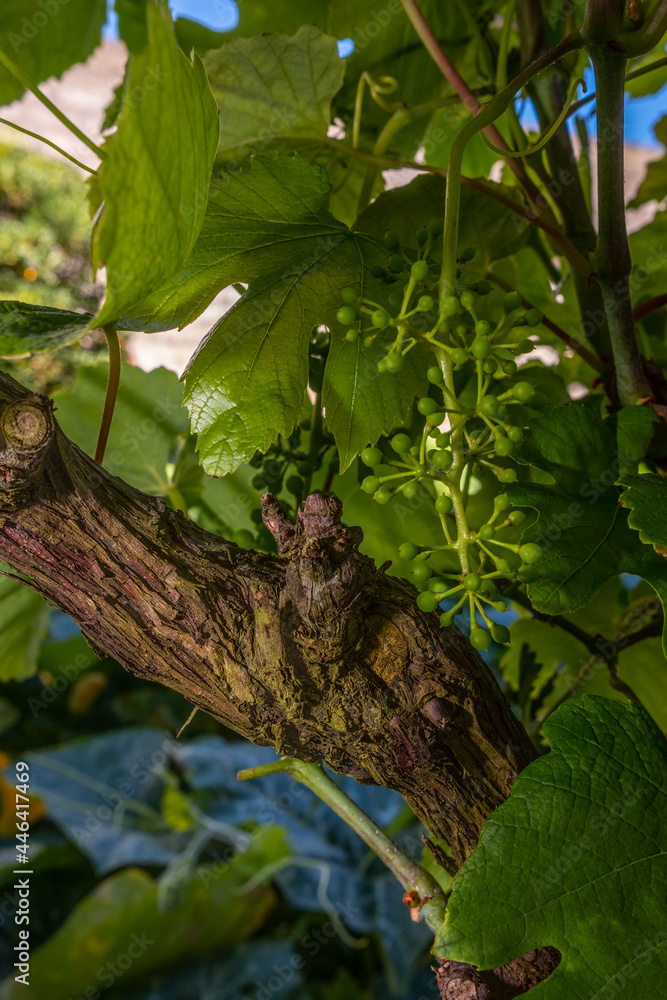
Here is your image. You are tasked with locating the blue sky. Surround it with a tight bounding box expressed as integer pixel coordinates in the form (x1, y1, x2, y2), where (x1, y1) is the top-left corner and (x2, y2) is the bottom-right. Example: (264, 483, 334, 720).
(104, 1, 666, 148)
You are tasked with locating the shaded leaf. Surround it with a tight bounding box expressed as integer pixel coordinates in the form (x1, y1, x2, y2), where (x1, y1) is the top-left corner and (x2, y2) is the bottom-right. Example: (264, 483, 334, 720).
(114, 0, 149, 52)
(436, 697, 667, 998)
(1, 829, 286, 1000)
(0, 0, 105, 104)
(0, 573, 50, 681)
(619, 472, 667, 556)
(0, 301, 91, 356)
(628, 115, 667, 208)
(92, 0, 219, 326)
(205, 25, 344, 162)
(508, 399, 667, 652)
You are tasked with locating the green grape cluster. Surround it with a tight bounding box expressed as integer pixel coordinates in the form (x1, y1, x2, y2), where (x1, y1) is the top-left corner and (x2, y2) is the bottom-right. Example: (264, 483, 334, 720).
(344, 231, 548, 646)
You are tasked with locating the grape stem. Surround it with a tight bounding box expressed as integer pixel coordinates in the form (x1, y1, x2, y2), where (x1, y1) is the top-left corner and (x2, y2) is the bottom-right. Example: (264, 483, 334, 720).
(94, 326, 121, 466)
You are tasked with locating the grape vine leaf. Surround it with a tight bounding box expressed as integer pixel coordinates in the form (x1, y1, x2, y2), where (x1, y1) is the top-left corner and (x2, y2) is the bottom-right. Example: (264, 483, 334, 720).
(435, 696, 667, 998)
(508, 399, 667, 652)
(204, 25, 344, 162)
(628, 116, 667, 207)
(618, 473, 667, 556)
(0, 302, 91, 356)
(177, 160, 426, 476)
(0, 0, 106, 105)
(115, 0, 150, 52)
(91, 0, 219, 328)
(0, 573, 50, 681)
(119, 155, 347, 332)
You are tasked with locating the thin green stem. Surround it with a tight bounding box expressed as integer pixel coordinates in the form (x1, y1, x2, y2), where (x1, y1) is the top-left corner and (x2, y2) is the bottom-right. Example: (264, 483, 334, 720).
(357, 107, 412, 213)
(95, 326, 121, 465)
(440, 29, 583, 303)
(0, 118, 95, 173)
(589, 45, 650, 403)
(0, 48, 104, 160)
(238, 758, 448, 932)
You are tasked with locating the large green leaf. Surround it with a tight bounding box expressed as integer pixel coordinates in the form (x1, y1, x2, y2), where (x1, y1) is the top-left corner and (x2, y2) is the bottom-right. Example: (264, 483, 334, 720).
(0, 1, 106, 104)
(115, 0, 149, 52)
(1, 828, 287, 1000)
(435, 697, 667, 998)
(0, 573, 50, 681)
(508, 399, 667, 651)
(619, 473, 667, 555)
(204, 25, 344, 162)
(355, 173, 530, 268)
(0, 302, 91, 356)
(91, 0, 219, 327)
(119, 155, 345, 332)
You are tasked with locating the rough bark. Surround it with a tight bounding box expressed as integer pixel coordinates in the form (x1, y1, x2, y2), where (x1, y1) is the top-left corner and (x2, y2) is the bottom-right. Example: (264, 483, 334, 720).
(0, 372, 556, 995)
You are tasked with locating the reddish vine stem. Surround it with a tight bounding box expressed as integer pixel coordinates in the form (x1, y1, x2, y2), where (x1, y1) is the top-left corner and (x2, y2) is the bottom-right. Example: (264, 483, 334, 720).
(94, 325, 121, 465)
(633, 293, 667, 324)
(398, 0, 549, 217)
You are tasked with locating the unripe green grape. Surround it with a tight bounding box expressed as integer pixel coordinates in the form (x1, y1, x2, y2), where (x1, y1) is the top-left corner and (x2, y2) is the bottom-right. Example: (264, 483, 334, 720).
(391, 432, 412, 453)
(512, 316, 527, 327)
(517, 339, 534, 354)
(370, 264, 385, 279)
(498, 468, 518, 483)
(431, 449, 452, 470)
(471, 336, 492, 359)
(383, 272, 398, 284)
(388, 254, 404, 274)
(501, 360, 518, 375)
(372, 308, 391, 328)
(441, 296, 459, 317)
(417, 591, 439, 613)
(341, 286, 358, 303)
(503, 291, 522, 311)
(476, 280, 492, 295)
(429, 217, 444, 236)
(385, 351, 405, 373)
(388, 290, 404, 311)
(451, 347, 469, 366)
(494, 436, 515, 457)
(414, 550, 431, 561)
(483, 358, 498, 374)
(433, 430, 451, 447)
(426, 410, 446, 426)
(398, 541, 419, 560)
(361, 446, 383, 467)
(286, 475, 305, 496)
(296, 459, 313, 476)
(427, 366, 443, 384)
(409, 445, 420, 458)
(519, 542, 543, 564)
(518, 564, 539, 583)
(374, 486, 393, 504)
(402, 480, 420, 499)
(337, 305, 357, 325)
(494, 493, 511, 510)
(435, 494, 453, 515)
(525, 308, 543, 327)
(428, 577, 448, 592)
(491, 623, 511, 644)
(440, 612, 453, 627)
(417, 396, 438, 415)
(508, 510, 526, 526)
(455, 323, 469, 338)
(512, 381, 535, 403)
(495, 557, 511, 573)
(384, 230, 400, 250)
(470, 627, 492, 651)
(410, 562, 432, 583)
(475, 320, 491, 337)
(463, 572, 482, 592)
(460, 290, 475, 310)
(364, 334, 375, 347)
(416, 228, 429, 245)
(235, 529, 255, 548)
(345, 328, 359, 343)
(478, 524, 495, 540)
(459, 246, 476, 263)
(361, 475, 380, 493)
(418, 294, 434, 311)
(506, 425, 523, 443)
(377, 357, 388, 373)
(478, 395, 499, 417)
(411, 260, 429, 281)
